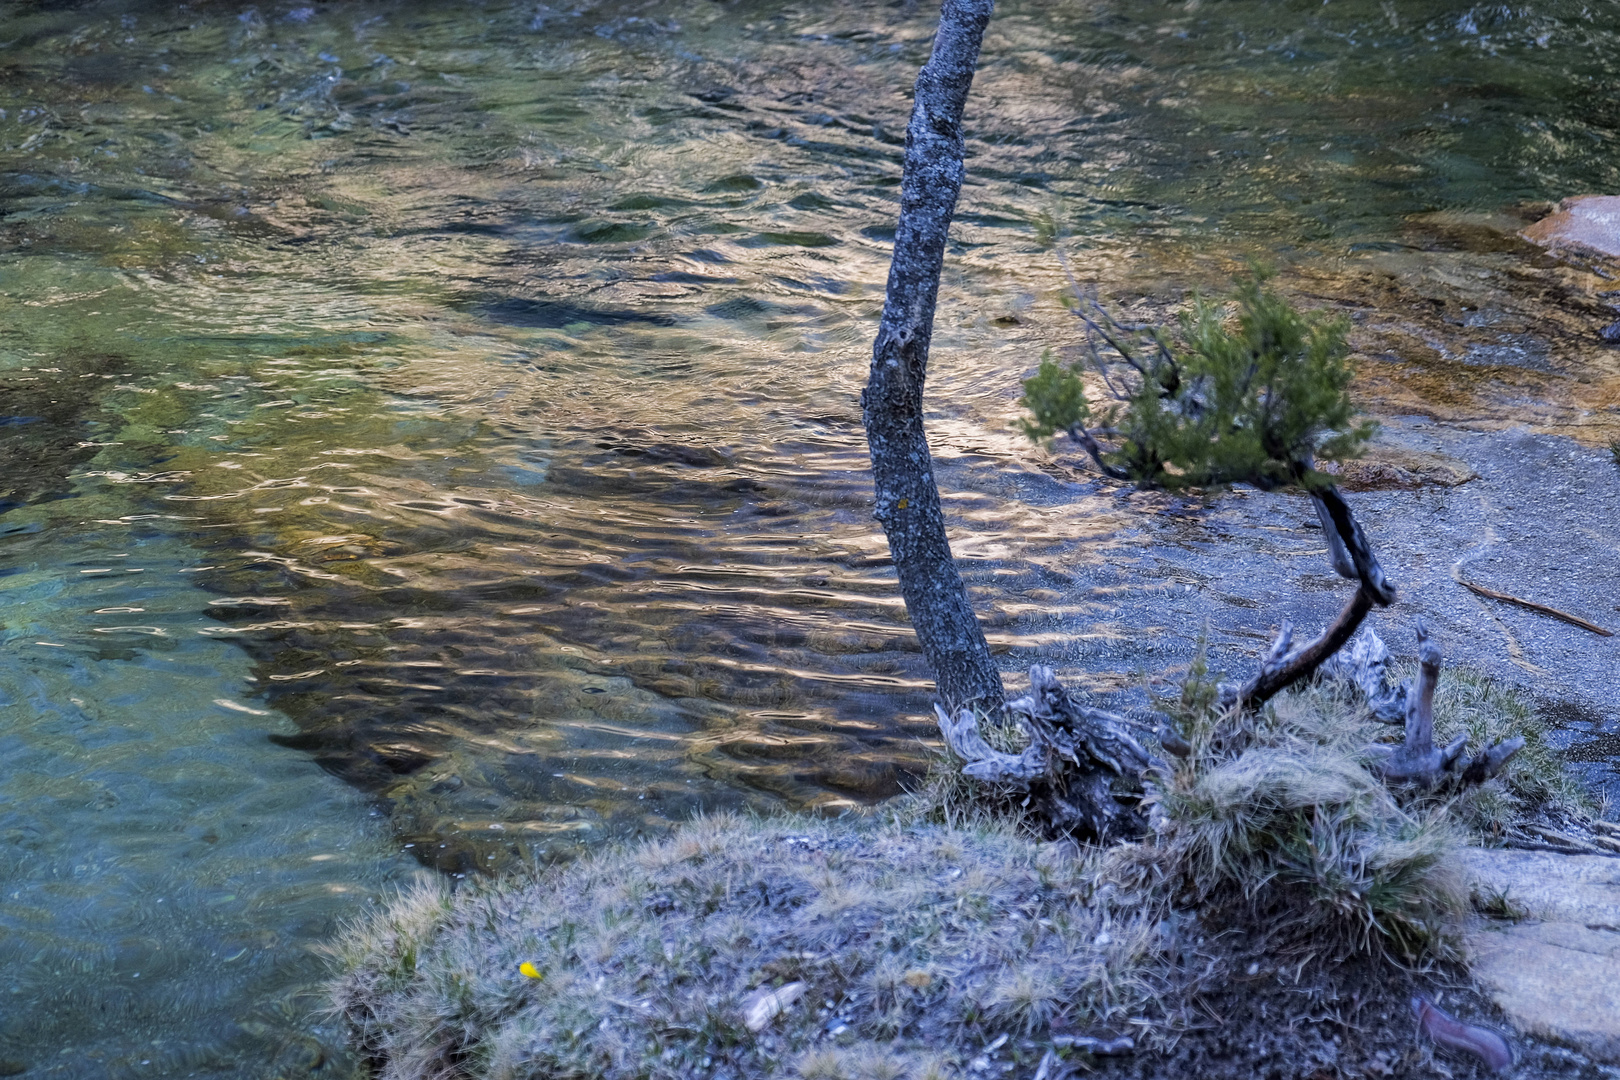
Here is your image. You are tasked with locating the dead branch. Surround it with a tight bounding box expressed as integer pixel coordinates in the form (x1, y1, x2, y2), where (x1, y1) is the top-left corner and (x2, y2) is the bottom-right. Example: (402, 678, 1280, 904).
(1459, 579, 1613, 637)
(1220, 585, 1377, 713)
(1211, 479, 1398, 713)
(935, 665, 1164, 841)
(1362, 622, 1524, 789)
(1064, 423, 1133, 481)
(1311, 485, 1395, 605)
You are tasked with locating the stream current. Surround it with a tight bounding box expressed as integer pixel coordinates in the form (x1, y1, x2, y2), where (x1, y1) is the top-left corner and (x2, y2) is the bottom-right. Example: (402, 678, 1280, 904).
(2, 0, 1618, 1075)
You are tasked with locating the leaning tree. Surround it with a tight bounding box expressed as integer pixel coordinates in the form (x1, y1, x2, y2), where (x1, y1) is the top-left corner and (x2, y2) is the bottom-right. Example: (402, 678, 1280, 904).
(861, 0, 1523, 840)
(861, 0, 1003, 716)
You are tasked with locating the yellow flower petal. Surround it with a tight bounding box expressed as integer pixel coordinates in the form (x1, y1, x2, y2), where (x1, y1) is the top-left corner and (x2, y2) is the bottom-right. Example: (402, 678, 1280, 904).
(519, 961, 542, 979)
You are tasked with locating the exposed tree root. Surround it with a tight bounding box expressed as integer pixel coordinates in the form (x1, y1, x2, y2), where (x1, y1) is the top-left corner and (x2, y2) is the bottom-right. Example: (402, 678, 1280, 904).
(1319, 624, 1410, 723)
(934, 665, 1163, 841)
(938, 621, 1523, 842)
(1362, 621, 1525, 789)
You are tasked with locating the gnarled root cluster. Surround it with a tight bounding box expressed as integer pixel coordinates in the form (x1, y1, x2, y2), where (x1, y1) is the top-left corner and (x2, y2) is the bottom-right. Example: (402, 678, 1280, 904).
(937, 624, 1522, 841)
(1227, 616, 1525, 789)
(934, 665, 1163, 841)
(1351, 622, 1525, 789)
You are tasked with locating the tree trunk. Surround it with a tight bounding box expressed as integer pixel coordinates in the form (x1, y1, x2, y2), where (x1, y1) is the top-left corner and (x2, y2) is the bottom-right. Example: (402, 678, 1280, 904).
(861, 0, 1003, 713)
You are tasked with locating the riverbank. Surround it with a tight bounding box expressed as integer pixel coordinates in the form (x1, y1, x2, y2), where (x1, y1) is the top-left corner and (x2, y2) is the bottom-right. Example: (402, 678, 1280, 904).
(329, 660, 1608, 1079)
(4, 2, 1618, 1073)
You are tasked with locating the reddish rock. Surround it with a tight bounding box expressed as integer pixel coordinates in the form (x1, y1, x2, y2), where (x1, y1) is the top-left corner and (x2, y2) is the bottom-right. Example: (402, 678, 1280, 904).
(1521, 195, 1620, 260)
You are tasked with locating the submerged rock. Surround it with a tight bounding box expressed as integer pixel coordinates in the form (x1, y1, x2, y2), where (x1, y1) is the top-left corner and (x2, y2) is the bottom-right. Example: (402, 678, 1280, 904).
(1314, 443, 1477, 492)
(1521, 196, 1620, 261)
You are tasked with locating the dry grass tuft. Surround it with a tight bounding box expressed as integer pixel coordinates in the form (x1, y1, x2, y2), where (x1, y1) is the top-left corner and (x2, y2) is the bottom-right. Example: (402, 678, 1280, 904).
(328, 813, 1199, 1080)
(1133, 650, 1578, 965)
(903, 707, 1037, 834)
(1131, 657, 1466, 966)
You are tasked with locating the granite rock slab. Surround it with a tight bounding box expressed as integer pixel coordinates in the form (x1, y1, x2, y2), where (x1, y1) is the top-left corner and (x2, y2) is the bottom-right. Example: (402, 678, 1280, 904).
(1462, 848, 1620, 1062)
(1521, 195, 1620, 261)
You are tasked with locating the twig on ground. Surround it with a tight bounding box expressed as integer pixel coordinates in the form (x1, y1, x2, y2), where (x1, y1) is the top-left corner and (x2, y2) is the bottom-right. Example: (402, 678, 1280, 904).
(1527, 824, 1610, 855)
(1499, 839, 1620, 858)
(1458, 579, 1613, 637)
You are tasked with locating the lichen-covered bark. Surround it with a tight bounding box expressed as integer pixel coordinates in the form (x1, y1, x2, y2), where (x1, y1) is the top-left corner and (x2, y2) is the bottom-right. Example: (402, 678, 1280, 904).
(861, 0, 1003, 712)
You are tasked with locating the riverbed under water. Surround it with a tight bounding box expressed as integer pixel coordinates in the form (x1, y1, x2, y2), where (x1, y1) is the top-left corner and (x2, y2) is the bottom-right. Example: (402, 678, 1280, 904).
(2, 0, 1619, 1075)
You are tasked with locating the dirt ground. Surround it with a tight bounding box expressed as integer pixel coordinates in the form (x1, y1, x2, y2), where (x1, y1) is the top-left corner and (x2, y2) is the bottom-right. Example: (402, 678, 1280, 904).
(1099, 938, 1615, 1080)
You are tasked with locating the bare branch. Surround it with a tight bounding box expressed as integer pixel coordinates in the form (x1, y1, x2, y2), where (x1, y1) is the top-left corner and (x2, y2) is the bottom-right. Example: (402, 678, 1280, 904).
(1310, 491, 1358, 581)
(1074, 302, 1152, 380)
(1055, 249, 1164, 388)
(1065, 424, 1133, 481)
(1220, 585, 1377, 713)
(1313, 485, 1396, 605)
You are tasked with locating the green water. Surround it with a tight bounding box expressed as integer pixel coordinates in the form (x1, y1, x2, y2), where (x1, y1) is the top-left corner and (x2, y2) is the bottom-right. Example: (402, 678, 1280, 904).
(1, 0, 1617, 1074)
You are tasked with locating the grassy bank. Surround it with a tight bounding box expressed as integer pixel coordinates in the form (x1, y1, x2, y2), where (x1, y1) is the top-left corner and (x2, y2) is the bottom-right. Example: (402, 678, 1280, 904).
(327, 667, 1586, 1080)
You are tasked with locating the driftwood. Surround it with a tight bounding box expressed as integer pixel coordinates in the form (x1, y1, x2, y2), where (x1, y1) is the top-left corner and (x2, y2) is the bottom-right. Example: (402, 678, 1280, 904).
(1361, 622, 1524, 789)
(1318, 625, 1409, 723)
(935, 665, 1163, 841)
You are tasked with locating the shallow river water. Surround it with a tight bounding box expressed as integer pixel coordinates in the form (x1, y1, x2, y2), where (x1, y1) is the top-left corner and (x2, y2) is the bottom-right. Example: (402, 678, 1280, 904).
(2, 0, 1618, 1075)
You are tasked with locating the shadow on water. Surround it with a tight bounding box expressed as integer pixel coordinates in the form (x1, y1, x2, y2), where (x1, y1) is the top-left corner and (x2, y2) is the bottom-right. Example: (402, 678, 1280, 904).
(3, 0, 1620, 1073)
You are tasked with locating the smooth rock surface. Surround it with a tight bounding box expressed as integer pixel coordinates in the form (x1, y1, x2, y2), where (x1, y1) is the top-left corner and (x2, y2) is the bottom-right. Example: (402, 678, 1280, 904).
(1521, 196, 1620, 260)
(1031, 419, 1620, 802)
(1462, 848, 1620, 1061)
